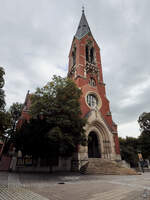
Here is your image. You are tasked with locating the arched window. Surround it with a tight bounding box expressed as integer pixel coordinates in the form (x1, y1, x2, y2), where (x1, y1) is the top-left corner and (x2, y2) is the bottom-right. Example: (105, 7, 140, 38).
(88, 132, 101, 158)
(90, 47, 94, 63)
(86, 44, 95, 64)
(89, 78, 96, 87)
(87, 94, 98, 108)
(86, 45, 89, 61)
(72, 47, 76, 66)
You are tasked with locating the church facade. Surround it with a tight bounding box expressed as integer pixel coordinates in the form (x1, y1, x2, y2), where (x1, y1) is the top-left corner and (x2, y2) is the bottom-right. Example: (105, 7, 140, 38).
(68, 10, 120, 161)
(19, 10, 121, 171)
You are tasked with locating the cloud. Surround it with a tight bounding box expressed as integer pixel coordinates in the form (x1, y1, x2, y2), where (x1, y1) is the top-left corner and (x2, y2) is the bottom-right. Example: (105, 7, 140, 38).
(118, 120, 140, 138)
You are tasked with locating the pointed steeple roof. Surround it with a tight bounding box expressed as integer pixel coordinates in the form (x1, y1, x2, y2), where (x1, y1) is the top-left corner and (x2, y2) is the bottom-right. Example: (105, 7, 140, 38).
(24, 90, 30, 108)
(75, 9, 91, 40)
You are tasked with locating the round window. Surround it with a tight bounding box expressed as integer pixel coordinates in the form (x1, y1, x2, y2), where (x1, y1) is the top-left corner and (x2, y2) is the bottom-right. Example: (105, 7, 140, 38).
(87, 94, 98, 108)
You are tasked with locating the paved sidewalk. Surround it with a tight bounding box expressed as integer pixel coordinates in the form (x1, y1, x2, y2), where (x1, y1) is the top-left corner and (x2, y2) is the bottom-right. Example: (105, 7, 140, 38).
(0, 173, 48, 200)
(0, 172, 150, 200)
(0, 185, 48, 200)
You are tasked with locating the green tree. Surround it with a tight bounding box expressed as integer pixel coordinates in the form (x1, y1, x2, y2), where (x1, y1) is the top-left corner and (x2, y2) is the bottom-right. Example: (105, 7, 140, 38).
(1, 102, 23, 138)
(0, 66, 5, 111)
(0, 67, 6, 137)
(139, 132, 150, 159)
(9, 102, 23, 121)
(119, 137, 139, 167)
(0, 111, 11, 137)
(1, 102, 23, 154)
(15, 118, 52, 158)
(138, 112, 150, 159)
(138, 112, 150, 133)
(15, 75, 86, 157)
(9, 102, 23, 134)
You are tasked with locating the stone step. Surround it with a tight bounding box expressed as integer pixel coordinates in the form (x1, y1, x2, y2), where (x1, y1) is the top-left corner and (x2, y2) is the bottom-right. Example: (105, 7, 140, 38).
(86, 158, 137, 175)
(142, 168, 150, 172)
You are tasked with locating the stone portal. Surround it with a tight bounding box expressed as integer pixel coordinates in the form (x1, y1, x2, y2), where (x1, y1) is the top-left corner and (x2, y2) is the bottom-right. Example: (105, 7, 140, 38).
(88, 132, 101, 158)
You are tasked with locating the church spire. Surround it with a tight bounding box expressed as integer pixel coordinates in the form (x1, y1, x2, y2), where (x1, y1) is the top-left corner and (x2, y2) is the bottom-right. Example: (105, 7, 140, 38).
(75, 8, 91, 40)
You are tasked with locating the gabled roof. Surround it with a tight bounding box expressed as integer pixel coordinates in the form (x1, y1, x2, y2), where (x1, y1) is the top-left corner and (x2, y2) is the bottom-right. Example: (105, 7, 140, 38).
(75, 10, 91, 40)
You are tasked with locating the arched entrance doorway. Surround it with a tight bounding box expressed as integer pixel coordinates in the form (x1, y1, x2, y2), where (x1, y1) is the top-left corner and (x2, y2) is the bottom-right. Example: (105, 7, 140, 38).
(88, 132, 101, 158)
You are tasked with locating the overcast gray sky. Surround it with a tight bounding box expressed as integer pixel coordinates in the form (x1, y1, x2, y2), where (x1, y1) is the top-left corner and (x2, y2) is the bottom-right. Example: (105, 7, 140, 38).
(1, 0, 150, 138)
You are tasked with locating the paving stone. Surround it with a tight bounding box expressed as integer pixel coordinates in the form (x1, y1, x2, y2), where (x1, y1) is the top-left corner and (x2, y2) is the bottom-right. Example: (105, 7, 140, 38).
(0, 173, 49, 200)
(1, 172, 150, 200)
(89, 188, 142, 200)
(0, 185, 49, 200)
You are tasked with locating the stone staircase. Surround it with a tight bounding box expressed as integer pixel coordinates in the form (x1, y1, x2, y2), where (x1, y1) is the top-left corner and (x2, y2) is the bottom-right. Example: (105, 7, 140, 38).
(85, 158, 137, 175)
(141, 168, 150, 172)
(0, 156, 11, 171)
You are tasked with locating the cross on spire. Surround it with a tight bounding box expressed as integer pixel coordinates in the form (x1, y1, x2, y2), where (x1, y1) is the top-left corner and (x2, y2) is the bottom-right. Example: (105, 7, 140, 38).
(82, 5, 84, 13)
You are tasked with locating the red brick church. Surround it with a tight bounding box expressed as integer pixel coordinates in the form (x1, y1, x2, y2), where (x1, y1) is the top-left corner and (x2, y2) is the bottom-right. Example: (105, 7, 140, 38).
(20, 9, 121, 170)
(68, 9, 120, 161)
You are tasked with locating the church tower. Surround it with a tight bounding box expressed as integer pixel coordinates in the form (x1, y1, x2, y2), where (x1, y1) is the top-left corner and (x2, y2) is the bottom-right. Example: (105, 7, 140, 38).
(68, 9, 121, 161)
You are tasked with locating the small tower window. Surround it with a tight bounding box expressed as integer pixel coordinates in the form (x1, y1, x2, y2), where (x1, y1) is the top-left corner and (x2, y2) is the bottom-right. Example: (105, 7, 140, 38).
(90, 47, 94, 63)
(85, 43, 95, 64)
(89, 78, 96, 87)
(86, 45, 89, 62)
(87, 94, 98, 108)
(72, 47, 76, 66)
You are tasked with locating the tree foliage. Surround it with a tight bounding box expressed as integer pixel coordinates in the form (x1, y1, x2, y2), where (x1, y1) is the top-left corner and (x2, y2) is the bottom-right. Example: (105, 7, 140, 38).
(0, 66, 23, 154)
(119, 137, 139, 167)
(6, 102, 23, 138)
(8, 102, 23, 133)
(1, 102, 23, 154)
(138, 132, 150, 160)
(0, 111, 11, 137)
(137, 112, 150, 159)
(15, 76, 86, 157)
(15, 118, 53, 158)
(119, 112, 150, 166)
(138, 112, 150, 132)
(0, 67, 6, 136)
(9, 102, 23, 122)
(0, 66, 5, 111)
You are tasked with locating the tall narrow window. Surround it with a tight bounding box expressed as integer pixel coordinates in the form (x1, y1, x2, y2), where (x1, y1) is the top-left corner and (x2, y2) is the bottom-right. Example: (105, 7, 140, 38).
(86, 45, 89, 62)
(89, 78, 96, 87)
(72, 47, 76, 66)
(90, 47, 94, 63)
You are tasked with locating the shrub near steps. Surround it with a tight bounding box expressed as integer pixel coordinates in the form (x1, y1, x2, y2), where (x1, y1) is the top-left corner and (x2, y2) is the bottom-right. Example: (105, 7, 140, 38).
(86, 158, 137, 175)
